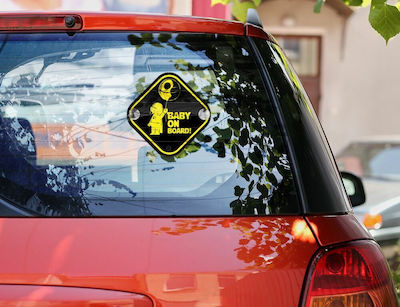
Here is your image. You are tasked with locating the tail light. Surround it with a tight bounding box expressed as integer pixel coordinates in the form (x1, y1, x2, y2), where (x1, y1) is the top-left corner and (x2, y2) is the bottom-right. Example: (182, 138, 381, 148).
(303, 240, 398, 307)
(0, 15, 82, 31)
(363, 213, 383, 230)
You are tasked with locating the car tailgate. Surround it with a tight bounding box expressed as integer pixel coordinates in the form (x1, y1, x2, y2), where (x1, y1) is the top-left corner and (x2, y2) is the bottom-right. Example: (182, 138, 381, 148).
(306, 214, 372, 246)
(0, 217, 318, 306)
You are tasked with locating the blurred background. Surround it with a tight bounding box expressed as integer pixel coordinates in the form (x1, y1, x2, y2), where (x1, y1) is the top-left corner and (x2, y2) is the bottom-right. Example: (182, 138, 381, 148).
(3, 0, 400, 285)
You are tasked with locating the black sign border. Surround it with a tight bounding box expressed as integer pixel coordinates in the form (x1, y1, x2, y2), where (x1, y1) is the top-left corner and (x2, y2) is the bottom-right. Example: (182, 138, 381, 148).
(127, 73, 210, 156)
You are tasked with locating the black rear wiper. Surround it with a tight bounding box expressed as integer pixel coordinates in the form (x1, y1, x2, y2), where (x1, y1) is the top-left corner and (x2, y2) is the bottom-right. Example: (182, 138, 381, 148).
(0, 34, 8, 55)
(35, 50, 98, 82)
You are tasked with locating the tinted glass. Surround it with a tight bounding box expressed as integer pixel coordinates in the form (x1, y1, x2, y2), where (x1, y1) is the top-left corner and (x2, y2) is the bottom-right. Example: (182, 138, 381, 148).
(254, 38, 350, 213)
(0, 33, 299, 216)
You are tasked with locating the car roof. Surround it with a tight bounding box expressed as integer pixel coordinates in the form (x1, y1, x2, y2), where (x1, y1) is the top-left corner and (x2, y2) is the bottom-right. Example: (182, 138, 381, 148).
(0, 11, 275, 41)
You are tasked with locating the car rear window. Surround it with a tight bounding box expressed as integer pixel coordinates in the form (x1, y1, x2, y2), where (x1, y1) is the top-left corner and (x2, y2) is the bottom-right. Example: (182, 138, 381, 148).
(0, 32, 299, 216)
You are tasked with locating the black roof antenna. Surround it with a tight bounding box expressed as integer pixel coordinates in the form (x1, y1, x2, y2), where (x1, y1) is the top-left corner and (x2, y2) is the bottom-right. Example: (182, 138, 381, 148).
(246, 8, 263, 28)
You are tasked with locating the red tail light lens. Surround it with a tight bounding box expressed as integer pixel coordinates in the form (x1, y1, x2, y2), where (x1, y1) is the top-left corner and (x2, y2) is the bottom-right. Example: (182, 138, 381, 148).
(0, 15, 82, 31)
(303, 240, 398, 307)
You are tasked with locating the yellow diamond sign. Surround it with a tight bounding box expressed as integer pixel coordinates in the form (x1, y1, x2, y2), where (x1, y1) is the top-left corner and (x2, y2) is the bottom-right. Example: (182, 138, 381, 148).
(127, 73, 210, 156)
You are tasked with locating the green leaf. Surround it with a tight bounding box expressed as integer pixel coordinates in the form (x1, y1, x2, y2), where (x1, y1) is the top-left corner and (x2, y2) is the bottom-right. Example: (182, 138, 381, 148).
(150, 42, 163, 48)
(185, 143, 201, 153)
(369, 1, 400, 43)
(230, 199, 242, 215)
(160, 155, 175, 163)
(127, 34, 144, 47)
(243, 198, 257, 214)
(145, 150, 157, 163)
(158, 33, 172, 43)
(237, 146, 246, 165)
(239, 128, 249, 146)
(212, 0, 262, 22)
(248, 180, 255, 193)
(196, 133, 212, 143)
(342, 0, 363, 6)
(266, 172, 278, 186)
(175, 150, 188, 159)
(234, 185, 245, 197)
(257, 183, 269, 197)
(228, 118, 242, 131)
(211, 0, 232, 5)
(167, 42, 182, 51)
(371, 0, 385, 4)
(314, 0, 326, 13)
(231, 143, 237, 157)
(240, 163, 253, 181)
(249, 146, 263, 165)
(213, 126, 232, 142)
(232, 0, 257, 22)
(361, 0, 371, 6)
(141, 33, 154, 42)
(212, 141, 226, 158)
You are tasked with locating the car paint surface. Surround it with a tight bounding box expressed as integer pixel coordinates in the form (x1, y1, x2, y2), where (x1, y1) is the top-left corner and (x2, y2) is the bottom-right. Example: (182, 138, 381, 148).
(0, 285, 153, 306)
(0, 12, 270, 39)
(0, 217, 321, 306)
(0, 12, 375, 306)
(306, 214, 372, 246)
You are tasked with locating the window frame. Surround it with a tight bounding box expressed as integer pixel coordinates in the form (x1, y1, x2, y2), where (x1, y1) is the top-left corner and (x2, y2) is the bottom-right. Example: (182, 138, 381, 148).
(248, 37, 351, 215)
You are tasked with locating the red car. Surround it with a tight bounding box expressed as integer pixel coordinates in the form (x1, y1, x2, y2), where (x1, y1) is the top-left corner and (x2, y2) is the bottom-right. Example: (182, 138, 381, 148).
(0, 11, 397, 306)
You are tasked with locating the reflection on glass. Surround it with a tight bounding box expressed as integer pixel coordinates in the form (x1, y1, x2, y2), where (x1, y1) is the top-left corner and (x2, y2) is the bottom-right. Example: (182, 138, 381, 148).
(0, 33, 299, 216)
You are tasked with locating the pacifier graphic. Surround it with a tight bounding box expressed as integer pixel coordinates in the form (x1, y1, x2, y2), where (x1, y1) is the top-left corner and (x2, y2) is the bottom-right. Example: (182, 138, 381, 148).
(158, 78, 180, 102)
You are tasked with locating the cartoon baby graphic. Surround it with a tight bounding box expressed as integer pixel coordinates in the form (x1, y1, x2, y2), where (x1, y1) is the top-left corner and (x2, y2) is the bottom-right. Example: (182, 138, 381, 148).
(148, 102, 168, 135)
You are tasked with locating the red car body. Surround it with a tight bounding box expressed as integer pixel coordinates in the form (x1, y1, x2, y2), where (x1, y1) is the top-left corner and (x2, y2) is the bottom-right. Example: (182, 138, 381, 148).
(0, 12, 396, 307)
(0, 215, 371, 306)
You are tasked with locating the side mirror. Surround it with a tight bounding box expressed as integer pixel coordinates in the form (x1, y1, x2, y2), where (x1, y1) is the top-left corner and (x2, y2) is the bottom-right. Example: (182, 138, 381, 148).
(341, 171, 366, 207)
